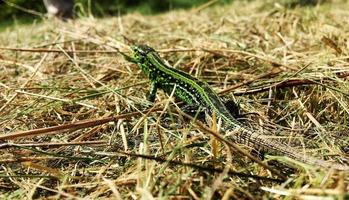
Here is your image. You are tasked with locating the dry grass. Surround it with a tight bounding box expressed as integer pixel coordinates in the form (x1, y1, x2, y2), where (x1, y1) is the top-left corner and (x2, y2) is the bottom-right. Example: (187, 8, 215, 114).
(1, 0, 349, 199)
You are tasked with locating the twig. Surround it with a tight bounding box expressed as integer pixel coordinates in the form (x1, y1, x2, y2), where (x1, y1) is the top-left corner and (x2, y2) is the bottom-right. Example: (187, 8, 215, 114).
(219, 68, 284, 95)
(191, 0, 220, 13)
(0, 47, 119, 54)
(1, 140, 107, 148)
(0, 107, 162, 140)
(3, 0, 45, 17)
(14, 90, 96, 109)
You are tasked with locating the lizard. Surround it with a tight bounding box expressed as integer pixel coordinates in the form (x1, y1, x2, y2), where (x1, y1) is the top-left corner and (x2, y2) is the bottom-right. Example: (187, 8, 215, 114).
(124, 44, 349, 171)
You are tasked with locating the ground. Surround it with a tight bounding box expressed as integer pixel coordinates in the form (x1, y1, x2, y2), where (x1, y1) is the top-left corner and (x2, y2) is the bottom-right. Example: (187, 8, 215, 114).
(0, 0, 349, 199)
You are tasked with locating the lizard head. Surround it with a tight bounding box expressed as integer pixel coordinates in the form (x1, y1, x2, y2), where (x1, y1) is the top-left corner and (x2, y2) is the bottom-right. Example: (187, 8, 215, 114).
(131, 45, 156, 59)
(131, 44, 157, 76)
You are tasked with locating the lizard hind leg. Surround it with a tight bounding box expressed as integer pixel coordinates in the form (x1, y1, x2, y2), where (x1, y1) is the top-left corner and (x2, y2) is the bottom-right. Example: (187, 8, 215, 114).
(223, 99, 241, 118)
(251, 149, 265, 160)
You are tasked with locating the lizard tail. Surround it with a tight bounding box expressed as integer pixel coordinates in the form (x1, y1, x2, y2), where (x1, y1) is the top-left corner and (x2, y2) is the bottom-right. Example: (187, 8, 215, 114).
(225, 128, 349, 171)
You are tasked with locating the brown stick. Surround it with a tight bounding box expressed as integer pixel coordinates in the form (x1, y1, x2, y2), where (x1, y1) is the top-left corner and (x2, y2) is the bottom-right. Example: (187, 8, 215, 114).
(2, 140, 107, 148)
(219, 68, 284, 95)
(232, 78, 315, 96)
(232, 73, 349, 96)
(0, 47, 119, 54)
(0, 108, 162, 140)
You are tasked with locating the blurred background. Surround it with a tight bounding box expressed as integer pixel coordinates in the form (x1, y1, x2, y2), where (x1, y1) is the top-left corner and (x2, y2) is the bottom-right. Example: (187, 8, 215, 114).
(0, 0, 322, 29)
(0, 0, 232, 27)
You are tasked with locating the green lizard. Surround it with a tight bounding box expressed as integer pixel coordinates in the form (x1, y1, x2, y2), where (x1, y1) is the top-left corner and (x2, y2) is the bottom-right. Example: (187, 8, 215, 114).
(127, 44, 349, 171)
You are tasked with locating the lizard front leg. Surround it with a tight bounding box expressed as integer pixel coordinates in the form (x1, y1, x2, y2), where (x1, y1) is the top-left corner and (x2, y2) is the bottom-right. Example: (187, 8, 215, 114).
(147, 81, 158, 102)
(181, 105, 207, 122)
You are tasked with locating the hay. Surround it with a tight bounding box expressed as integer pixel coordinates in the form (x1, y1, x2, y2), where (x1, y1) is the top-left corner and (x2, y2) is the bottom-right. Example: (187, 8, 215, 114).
(0, 0, 348, 198)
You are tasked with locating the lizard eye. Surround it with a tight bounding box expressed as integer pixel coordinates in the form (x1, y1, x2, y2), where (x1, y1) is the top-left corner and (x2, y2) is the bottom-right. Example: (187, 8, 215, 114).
(132, 45, 155, 56)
